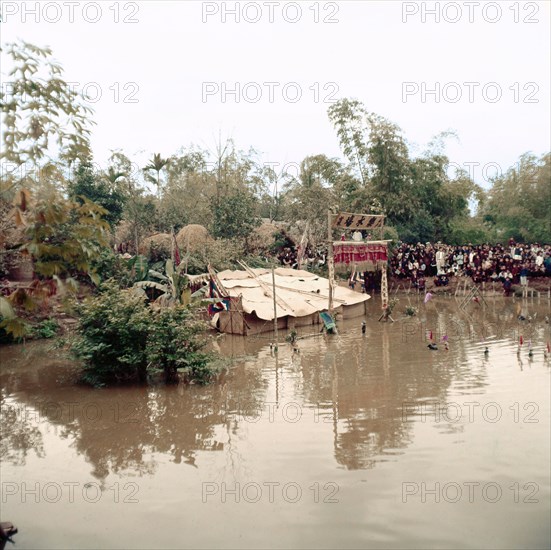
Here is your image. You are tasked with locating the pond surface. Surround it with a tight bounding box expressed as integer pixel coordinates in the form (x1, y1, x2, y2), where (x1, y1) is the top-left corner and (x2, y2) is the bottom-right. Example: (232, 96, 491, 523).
(1, 296, 550, 549)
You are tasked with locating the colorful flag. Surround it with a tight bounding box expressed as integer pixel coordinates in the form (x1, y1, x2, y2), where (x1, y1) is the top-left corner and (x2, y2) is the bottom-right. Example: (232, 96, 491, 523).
(213, 299, 229, 312)
(424, 292, 433, 304)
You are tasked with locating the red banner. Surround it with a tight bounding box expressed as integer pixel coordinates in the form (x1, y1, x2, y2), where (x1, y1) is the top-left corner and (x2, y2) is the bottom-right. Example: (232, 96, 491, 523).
(333, 242, 388, 271)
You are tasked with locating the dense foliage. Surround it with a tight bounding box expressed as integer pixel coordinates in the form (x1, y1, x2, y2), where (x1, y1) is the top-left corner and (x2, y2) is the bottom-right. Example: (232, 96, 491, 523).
(72, 282, 217, 386)
(68, 161, 126, 228)
(0, 41, 107, 337)
(483, 153, 551, 243)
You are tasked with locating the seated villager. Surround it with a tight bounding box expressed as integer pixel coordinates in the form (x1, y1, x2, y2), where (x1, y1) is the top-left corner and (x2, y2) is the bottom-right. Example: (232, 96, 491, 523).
(472, 268, 483, 284)
(434, 274, 449, 287)
(410, 269, 419, 289)
(282, 250, 293, 267)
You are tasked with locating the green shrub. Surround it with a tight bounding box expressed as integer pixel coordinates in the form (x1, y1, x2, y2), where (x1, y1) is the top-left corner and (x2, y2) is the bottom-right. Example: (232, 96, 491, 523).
(72, 281, 218, 386)
(32, 319, 59, 339)
(91, 249, 134, 288)
(145, 305, 216, 384)
(73, 282, 150, 386)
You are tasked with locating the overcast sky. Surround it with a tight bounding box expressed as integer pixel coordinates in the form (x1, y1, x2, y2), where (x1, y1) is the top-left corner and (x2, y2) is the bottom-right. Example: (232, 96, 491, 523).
(1, 0, 550, 187)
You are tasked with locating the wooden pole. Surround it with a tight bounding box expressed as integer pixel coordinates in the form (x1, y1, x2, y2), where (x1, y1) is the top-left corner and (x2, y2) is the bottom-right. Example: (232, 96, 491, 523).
(185, 232, 190, 274)
(238, 260, 291, 310)
(272, 266, 278, 352)
(297, 221, 309, 271)
(327, 210, 334, 313)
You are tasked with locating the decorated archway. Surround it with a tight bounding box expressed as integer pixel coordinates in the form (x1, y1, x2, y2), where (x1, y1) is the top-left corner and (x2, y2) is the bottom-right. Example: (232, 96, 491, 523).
(327, 211, 391, 319)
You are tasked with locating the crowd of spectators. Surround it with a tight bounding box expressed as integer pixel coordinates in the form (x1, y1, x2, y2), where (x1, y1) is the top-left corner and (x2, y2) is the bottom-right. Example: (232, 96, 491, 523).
(276, 238, 551, 295)
(390, 240, 551, 294)
(277, 246, 327, 269)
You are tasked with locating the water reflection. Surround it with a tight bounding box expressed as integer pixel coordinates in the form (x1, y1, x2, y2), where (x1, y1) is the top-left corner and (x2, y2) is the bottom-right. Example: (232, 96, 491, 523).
(0, 395, 45, 466)
(1, 354, 268, 480)
(1, 297, 549, 480)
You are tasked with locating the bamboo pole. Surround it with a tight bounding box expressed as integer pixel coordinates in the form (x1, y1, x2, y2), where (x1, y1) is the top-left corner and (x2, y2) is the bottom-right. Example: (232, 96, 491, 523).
(327, 210, 334, 313)
(185, 232, 190, 274)
(237, 261, 291, 310)
(297, 221, 309, 270)
(272, 283, 346, 303)
(272, 266, 278, 352)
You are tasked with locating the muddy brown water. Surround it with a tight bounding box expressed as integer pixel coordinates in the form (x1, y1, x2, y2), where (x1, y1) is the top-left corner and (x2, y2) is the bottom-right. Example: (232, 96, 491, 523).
(1, 297, 550, 549)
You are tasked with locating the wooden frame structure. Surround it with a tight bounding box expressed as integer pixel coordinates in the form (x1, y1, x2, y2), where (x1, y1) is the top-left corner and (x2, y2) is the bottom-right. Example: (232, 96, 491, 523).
(327, 211, 390, 320)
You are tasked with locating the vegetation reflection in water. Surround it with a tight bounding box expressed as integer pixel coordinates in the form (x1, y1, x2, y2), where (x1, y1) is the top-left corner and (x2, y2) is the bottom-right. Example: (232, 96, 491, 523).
(2, 298, 549, 479)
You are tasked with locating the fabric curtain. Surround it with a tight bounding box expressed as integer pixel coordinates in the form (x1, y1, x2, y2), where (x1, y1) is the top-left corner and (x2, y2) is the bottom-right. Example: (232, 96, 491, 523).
(333, 242, 388, 272)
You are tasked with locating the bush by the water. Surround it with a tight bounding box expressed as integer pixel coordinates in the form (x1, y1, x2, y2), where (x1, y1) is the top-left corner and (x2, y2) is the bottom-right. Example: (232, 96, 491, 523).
(32, 319, 59, 339)
(72, 281, 218, 386)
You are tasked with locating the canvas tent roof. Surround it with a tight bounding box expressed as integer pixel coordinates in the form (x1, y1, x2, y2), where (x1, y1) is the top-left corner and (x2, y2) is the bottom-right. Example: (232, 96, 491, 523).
(215, 268, 370, 321)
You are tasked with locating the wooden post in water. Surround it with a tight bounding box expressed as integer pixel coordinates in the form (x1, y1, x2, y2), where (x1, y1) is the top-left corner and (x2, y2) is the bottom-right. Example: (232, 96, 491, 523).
(327, 210, 334, 313)
(272, 266, 278, 352)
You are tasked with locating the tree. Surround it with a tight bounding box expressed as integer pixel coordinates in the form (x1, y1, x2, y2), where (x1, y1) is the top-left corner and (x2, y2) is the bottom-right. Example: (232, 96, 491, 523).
(210, 190, 260, 241)
(0, 41, 106, 337)
(156, 149, 211, 231)
(484, 153, 551, 242)
(327, 98, 486, 242)
(364, 113, 413, 225)
(143, 153, 169, 201)
(68, 161, 126, 228)
(1, 187, 109, 337)
(106, 151, 157, 253)
(328, 99, 414, 226)
(0, 40, 94, 169)
(327, 98, 370, 185)
(282, 155, 345, 243)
